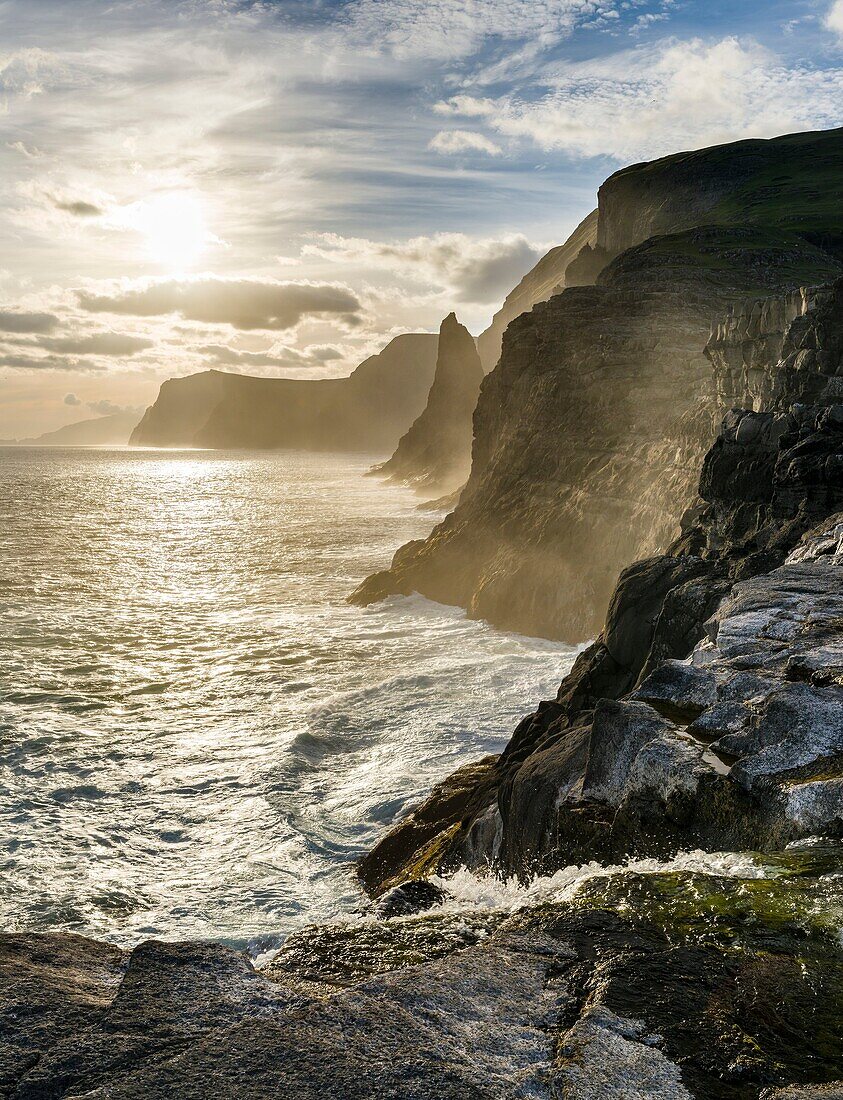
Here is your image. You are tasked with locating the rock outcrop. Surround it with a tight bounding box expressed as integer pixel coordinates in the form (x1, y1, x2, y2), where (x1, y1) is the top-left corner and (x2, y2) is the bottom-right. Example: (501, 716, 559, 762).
(129, 333, 438, 452)
(4, 850, 843, 1099)
(359, 278, 843, 894)
(352, 128, 843, 642)
(373, 314, 484, 496)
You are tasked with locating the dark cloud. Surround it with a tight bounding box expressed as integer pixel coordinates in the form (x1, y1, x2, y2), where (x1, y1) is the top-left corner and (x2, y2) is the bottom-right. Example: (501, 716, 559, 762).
(64, 392, 82, 405)
(78, 278, 363, 331)
(54, 199, 103, 217)
(0, 310, 60, 334)
(39, 332, 154, 356)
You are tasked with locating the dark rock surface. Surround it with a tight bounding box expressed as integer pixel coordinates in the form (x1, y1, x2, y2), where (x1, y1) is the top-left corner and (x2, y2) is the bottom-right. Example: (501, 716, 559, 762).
(3, 856, 842, 1099)
(361, 278, 843, 892)
(129, 333, 438, 452)
(373, 314, 484, 496)
(352, 128, 843, 642)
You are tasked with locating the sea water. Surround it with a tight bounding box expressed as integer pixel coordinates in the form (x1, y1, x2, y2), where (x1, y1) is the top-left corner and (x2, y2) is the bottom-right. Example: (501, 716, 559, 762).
(0, 446, 578, 950)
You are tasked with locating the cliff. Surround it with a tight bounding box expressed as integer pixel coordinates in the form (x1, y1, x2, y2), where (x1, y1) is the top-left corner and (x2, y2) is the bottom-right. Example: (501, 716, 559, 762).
(374, 314, 484, 496)
(476, 208, 598, 371)
(15, 411, 141, 446)
(129, 333, 438, 452)
(352, 128, 843, 642)
(595, 125, 843, 258)
(358, 277, 843, 895)
(3, 286, 842, 1100)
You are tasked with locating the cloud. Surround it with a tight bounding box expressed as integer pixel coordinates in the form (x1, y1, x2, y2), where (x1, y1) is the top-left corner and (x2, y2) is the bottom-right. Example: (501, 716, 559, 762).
(53, 199, 103, 218)
(428, 130, 503, 156)
(437, 37, 843, 161)
(303, 232, 542, 304)
(827, 0, 843, 36)
(0, 310, 60, 334)
(343, 0, 618, 61)
(64, 392, 81, 405)
(6, 140, 42, 158)
(77, 278, 363, 331)
(39, 332, 153, 355)
(86, 398, 134, 416)
(199, 342, 345, 371)
(0, 352, 102, 371)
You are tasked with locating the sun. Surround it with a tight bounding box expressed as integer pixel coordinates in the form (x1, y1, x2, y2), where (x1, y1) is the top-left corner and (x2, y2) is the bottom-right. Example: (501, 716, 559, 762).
(133, 192, 211, 272)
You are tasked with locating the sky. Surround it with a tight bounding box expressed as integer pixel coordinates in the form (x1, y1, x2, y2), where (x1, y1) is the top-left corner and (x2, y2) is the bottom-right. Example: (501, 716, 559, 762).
(2, 0, 843, 437)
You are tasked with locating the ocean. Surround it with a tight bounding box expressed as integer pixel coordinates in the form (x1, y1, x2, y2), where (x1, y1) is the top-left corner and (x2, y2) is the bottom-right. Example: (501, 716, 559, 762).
(0, 446, 576, 953)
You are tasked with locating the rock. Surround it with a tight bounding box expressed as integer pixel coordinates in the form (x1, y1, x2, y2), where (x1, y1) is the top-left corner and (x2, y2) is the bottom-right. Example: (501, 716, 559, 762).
(129, 333, 438, 451)
(364, 276, 843, 884)
(358, 755, 499, 897)
(375, 879, 450, 918)
(476, 209, 600, 371)
(371, 314, 484, 497)
(352, 129, 843, 642)
(4, 857, 843, 1098)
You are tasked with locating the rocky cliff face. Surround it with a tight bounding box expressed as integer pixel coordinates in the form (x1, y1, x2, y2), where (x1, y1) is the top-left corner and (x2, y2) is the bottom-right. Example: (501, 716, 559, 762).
(129, 334, 438, 453)
(476, 209, 598, 372)
(352, 128, 843, 642)
(595, 126, 843, 258)
(374, 314, 484, 496)
(353, 229, 841, 640)
(359, 278, 843, 895)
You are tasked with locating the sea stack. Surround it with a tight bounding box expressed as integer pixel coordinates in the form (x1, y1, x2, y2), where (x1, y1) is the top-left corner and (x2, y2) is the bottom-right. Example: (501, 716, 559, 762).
(375, 313, 484, 497)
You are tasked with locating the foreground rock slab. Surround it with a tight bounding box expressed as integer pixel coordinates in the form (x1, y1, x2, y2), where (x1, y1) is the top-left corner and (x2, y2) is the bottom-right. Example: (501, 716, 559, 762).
(2, 857, 843, 1099)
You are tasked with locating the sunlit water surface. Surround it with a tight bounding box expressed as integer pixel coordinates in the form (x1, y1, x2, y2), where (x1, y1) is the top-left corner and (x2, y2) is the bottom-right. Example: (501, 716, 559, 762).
(0, 447, 577, 951)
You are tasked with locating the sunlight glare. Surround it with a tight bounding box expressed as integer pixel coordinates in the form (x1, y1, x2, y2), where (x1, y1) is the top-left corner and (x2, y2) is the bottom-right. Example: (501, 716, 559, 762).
(133, 192, 210, 272)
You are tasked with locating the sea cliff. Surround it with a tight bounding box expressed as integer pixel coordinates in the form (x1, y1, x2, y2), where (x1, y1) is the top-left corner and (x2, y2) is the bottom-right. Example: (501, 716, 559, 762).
(130, 333, 438, 452)
(352, 127, 843, 642)
(373, 313, 484, 496)
(2, 129, 842, 1100)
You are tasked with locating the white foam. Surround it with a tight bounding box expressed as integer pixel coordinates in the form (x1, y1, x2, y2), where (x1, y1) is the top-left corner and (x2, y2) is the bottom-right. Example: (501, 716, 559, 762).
(429, 849, 771, 914)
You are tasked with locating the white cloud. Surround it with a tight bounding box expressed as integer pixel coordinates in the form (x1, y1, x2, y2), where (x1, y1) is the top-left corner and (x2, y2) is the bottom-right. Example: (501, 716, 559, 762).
(343, 0, 617, 61)
(86, 398, 139, 416)
(827, 0, 843, 36)
(428, 130, 503, 156)
(303, 231, 543, 303)
(439, 37, 843, 160)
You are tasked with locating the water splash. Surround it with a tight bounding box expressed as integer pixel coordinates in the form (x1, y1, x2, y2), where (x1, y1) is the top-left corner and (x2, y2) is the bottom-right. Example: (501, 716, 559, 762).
(429, 849, 773, 914)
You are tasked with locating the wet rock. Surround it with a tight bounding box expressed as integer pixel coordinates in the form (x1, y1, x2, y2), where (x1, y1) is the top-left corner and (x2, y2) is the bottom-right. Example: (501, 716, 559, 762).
(364, 278, 843, 884)
(375, 879, 450, 918)
(4, 858, 843, 1098)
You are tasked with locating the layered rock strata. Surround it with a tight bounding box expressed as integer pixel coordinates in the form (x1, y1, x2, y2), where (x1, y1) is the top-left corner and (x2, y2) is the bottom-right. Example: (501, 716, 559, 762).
(129, 333, 438, 452)
(359, 278, 843, 894)
(373, 314, 484, 496)
(476, 208, 599, 371)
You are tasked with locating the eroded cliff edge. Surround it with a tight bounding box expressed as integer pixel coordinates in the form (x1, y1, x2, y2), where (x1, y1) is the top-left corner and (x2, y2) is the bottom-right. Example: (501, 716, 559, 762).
(352, 127, 843, 642)
(359, 278, 843, 896)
